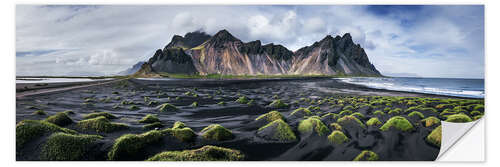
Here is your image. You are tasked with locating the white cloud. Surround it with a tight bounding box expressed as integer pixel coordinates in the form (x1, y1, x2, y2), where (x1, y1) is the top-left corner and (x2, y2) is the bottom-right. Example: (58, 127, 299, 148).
(16, 5, 484, 78)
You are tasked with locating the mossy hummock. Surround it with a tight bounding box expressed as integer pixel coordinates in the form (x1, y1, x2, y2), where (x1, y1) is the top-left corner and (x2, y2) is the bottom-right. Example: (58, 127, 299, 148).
(426, 125, 442, 147)
(138, 114, 160, 123)
(421, 116, 440, 127)
(337, 115, 366, 129)
(366, 117, 382, 126)
(327, 130, 349, 144)
(77, 116, 128, 133)
(84, 112, 117, 119)
(108, 130, 165, 160)
(16, 120, 76, 148)
(157, 103, 178, 112)
(33, 110, 47, 115)
(45, 112, 73, 126)
(445, 113, 473, 123)
(407, 111, 425, 119)
(330, 123, 342, 131)
(298, 116, 330, 136)
(290, 107, 313, 117)
(147, 145, 244, 161)
(40, 132, 102, 160)
(268, 99, 289, 108)
(236, 96, 250, 104)
(201, 124, 234, 141)
(172, 121, 187, 129)
(162, 127, 197, 142)
(256, 111, 285, 123)
(379, 116, 414, 132)
(353, 150, 379, 161)
(257, 119, 296, 142)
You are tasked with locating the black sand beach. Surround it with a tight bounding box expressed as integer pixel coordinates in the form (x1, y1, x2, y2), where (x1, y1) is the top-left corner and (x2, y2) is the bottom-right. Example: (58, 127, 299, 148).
(15, 77, 484, 161)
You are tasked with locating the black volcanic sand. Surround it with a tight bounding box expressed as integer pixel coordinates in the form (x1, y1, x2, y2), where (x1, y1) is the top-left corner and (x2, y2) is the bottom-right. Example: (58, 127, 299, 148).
(16, 78, 484, 161)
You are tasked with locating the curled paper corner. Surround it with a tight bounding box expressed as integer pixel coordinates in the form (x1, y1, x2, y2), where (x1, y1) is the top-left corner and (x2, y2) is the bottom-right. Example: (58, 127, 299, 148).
(436, 118, 484, 161)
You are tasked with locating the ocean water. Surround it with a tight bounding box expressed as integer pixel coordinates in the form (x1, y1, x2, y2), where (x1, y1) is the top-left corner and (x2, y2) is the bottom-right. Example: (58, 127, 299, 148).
(15, 78, 112, 84)
(336, 77, 484, 98)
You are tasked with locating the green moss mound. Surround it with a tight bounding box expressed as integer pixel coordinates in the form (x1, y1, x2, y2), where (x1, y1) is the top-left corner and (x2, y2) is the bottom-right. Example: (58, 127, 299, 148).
(84, 112, 117, 119)
(290, 107, 313, 117)
(373, 110, 385, 115)
(147, 145, 244, 161)
(172, 121, 187, 129)
(16, 120, 76, 148)
(46, 112, 73, 126)
(40, 132, 102, 160)
(388, 108, 401, 115)
(366, 117, 382, 126)
(256, 111, 284, 123)
(445, 113, 473, 123)
(129, 105, 140, 110)
(353, 150, 379, 161)
(162, 126, 197, 142)
(138, 114, 160, 123)
(33, 110, 46, 115)
(201, 124, 234, 141)
(380, 116, 414, 132)
(298, 117, 330, 136)
(217, 101, 226, 106)
(337, 115, 366, 129)
(236, 96, 249, 104)
(257, 119, 296, 142)
(426, 125, 442, 147)
(157, 103, 178, 112)
(421, 116, 440, 127)
(63, 110, 75, 115)
(108, 130, 165, 160)
(77, 116, 128, 133)
(327, 130, 349, 144)
(144, 122, 164, 130)
(190, 102, 199, 107)
(330, 123, 342, 131)
(407, 111, 425, 119)
(339, 110, 353, 116)
(268, 99, 288, 108)
(350, 112, 364, 119)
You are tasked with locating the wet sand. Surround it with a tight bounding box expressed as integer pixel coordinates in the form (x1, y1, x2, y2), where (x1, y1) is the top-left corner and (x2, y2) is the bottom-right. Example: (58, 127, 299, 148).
(16, 77, 481, 161)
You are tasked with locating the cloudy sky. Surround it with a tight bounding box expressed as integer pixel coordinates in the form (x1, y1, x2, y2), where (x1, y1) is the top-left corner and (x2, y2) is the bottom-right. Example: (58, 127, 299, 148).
(16, 5, 484, 78)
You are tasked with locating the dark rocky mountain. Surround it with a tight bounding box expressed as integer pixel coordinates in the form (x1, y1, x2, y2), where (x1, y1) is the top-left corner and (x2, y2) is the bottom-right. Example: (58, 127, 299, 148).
(134, 29, 381, 77)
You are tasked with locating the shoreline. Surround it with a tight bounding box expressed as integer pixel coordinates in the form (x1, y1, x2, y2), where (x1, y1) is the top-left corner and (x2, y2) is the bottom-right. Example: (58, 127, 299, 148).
(15, 77, 483, 100)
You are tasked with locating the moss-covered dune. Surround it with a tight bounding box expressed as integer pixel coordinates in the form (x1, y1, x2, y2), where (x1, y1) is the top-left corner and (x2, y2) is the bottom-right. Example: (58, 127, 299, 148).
(268, 99, 288, 108)
(426, 125, 442, 147)
(444, 113, 473, 123)
(46, 112, 73, 126)
(84, 112, 117, 119)
(290, 107, 312, 117)
(379, 116, 414, 132)
(147, 145, 244, 161)
(353, 150, 379, 161)
(157, 103, 178, 112)
(108, 130, 164, 160)
(257, 119, 296, 142)
(327, 130, 349, 144)
(201, 124, 234, 141)
(162, 126, 197, 142)
(16, 120, 77, 148)
(41, 132, 103, 160)
(256, 111, 284, 123)
(77, 116, 128, 133)
(298, 116, 330, 136)
(366, 117, 382, 126)
(138, 114, 160, 123)
(421, 116, 440, 127)
(337, 115, 366, 129)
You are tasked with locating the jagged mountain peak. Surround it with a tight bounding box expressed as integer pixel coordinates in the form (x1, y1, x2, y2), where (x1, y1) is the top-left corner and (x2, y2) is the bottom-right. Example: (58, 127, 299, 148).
(165, 31, 212, 50)
(134, 29, 382, 77)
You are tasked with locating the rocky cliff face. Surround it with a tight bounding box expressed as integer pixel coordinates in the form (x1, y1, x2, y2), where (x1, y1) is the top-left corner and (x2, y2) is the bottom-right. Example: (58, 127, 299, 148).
(134, 29, 381, 76)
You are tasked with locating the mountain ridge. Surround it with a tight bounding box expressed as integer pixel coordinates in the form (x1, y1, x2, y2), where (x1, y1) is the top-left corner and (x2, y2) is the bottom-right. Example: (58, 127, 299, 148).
(132, 29, 382, 77)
